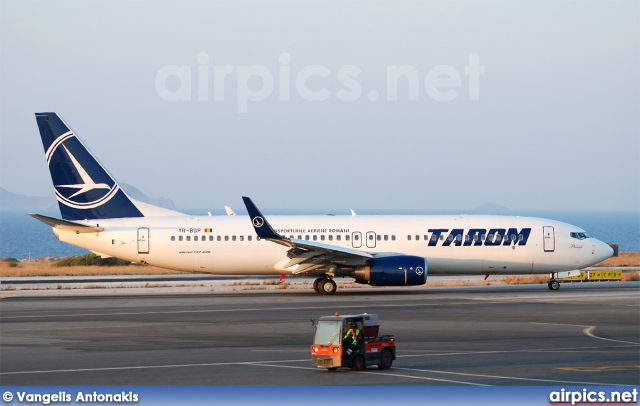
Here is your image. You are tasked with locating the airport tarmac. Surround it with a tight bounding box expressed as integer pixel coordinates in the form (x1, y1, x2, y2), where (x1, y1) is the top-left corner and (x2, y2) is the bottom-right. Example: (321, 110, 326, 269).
(0, 282, 638, 386)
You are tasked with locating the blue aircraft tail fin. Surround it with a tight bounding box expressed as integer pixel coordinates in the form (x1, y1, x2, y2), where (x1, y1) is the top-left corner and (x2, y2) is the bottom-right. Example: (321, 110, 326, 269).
(35, 112, 146, 220)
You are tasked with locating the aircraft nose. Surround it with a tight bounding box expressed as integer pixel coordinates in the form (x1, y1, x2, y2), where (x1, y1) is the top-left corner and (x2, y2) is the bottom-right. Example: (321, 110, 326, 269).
(593, 240, 614, 263)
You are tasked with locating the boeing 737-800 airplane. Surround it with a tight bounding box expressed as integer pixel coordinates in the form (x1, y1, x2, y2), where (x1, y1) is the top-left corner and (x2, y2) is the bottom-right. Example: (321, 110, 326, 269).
(30, 112, 614, 294)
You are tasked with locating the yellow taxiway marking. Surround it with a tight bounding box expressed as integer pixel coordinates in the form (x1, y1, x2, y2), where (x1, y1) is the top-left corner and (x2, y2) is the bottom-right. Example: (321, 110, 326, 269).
(0, 301, 507, 320)
(557, 365, 640, 373)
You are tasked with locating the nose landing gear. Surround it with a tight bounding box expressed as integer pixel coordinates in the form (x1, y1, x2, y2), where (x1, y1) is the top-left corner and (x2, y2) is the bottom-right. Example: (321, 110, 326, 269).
(547, 279, 560, 291)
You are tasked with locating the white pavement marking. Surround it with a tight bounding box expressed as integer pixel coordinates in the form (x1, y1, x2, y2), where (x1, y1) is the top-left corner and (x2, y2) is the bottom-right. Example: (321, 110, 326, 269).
(392, 367, 620, 386)
(250, 363, 488, 386)
(583, 326, 640, 345)
(396, 344, 639, 359)
(3, 344, 636, 377)
(531, 322, 640, 345)
(0, 359, 307, 375)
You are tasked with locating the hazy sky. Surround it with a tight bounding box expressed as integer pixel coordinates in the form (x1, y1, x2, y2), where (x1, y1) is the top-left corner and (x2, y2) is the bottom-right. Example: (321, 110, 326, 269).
(1, 0, 638, 212)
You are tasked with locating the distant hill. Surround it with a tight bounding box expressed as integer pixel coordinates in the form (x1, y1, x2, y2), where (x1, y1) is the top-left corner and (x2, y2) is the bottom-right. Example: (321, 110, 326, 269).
(0, 187, 56, 210)
(120, 183, 178, 210)
(0, 185, 177, 211)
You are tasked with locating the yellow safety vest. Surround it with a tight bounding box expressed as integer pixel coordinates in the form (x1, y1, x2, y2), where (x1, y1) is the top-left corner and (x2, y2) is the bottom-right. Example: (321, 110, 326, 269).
(344, 328, 359, 345)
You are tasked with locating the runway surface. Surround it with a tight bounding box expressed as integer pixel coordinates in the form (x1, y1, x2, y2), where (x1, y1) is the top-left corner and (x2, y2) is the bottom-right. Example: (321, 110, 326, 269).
(1, 282, 638, 386)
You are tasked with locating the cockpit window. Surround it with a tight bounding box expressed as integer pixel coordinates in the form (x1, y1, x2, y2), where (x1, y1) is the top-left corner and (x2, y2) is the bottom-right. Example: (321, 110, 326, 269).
(570, 232, 591, 240)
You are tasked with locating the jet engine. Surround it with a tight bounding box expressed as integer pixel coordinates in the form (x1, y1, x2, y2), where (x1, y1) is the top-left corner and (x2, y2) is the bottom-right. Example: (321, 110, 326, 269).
(352, 256, 427, 286)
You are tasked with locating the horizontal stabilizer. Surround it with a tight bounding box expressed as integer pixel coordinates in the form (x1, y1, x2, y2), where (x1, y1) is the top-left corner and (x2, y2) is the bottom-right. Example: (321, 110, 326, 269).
(27, 213, 103, 233)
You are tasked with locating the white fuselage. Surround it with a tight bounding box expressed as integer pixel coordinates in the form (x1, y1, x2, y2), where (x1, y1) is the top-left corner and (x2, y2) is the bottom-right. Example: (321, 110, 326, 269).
(52, 214, 613, 277)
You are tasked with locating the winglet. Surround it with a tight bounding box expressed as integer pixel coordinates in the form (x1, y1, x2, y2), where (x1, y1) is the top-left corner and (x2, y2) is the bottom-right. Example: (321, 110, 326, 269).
(242, 197, 283, 240)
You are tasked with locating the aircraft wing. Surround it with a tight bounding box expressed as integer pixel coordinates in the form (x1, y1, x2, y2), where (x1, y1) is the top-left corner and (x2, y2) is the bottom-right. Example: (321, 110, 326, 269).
(28, 213, 104, 233)
(242, 197, 373, 274)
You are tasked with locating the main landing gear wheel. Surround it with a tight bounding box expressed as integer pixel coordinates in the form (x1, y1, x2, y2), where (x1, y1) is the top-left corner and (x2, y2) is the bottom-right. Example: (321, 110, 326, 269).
(548, 280, 560, 291)
(313, 277, 324, 294)
(320, 278, 337, 295)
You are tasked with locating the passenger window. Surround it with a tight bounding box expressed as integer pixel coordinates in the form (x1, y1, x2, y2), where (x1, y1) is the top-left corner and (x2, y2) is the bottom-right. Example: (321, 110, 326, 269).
(391, 235, 396, 241)
(248, 236, 252, 241)
(481, 234, 486, 241)
(346, 235, 350, 241)
(473, 234, 478, 241)
(408, 235, 412, 241)
(384, 235, 388, 241)
(171, 236, 175, 241)
(415, 235, 419, 241)
(194, 236, 198, 241)
(232, 236, 237, 241)
(456, 235, 462, 242)
(440, 235, 444, 241)
(298, 235, 302, 240)
(186, 236, 191, 241)
(329, 235, 333, 241)
(354, 235, 359, 241)
(465, 235, 470, 242)
(518, 234, 523, 241)
(225, 236, 229, 241)
(337, 235, 341, 241)
(321, 235, 325, 241)
(240, 235, 244, 241)
(377, 235, 381, 241)
(179, 236, 183, 242)
(209, 236, 213, 241)
(424, 235, 428, 241)
(447, 235, 453, 242)
(217, 236, 221, 241)
(431, 235, 437, 242)
(313, 235, 317, 241)
(305, 235, 310, 241)
(369, 235, 373, 241)
(511, 234, 516, 241)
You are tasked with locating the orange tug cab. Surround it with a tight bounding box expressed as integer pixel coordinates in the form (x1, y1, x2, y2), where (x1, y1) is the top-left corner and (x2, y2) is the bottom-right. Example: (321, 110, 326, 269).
(311, 313, 396, 371)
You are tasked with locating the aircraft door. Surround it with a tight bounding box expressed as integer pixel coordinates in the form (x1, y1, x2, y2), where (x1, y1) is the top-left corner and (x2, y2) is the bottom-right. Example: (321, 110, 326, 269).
(137, 227, 149, 254)
(352, 232, 362, 248)
(366, 231, 376, 248)
(543, 226, 555, 252)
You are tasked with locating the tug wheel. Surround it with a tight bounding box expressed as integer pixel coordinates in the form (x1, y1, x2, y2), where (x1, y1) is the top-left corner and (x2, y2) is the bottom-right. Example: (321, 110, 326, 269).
(378, 349, 393, 370)
(352, 355, 365, 371)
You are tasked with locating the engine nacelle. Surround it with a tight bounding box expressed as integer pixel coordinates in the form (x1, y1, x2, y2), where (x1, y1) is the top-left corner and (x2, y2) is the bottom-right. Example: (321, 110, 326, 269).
(353, 256, 427, 286)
